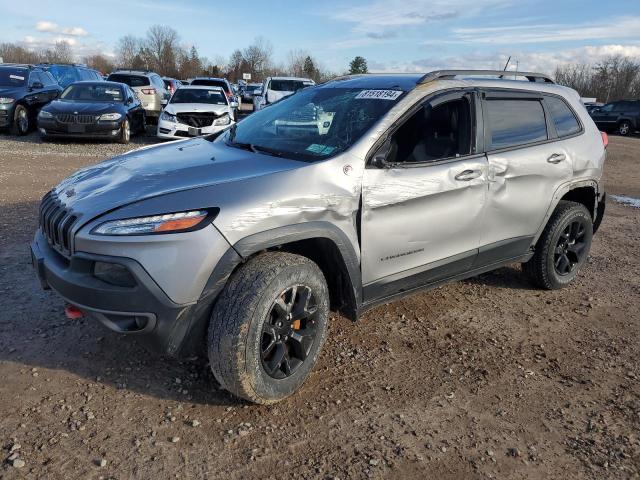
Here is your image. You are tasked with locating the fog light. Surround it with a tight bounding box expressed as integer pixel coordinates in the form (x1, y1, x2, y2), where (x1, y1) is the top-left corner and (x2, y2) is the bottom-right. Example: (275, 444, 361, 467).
(93, 262, 136, 287)
(111, 129, 119, 135)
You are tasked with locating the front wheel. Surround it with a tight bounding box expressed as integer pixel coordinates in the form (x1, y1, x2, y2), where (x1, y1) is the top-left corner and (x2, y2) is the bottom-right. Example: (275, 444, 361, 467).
(523, 200, 593, 289)
(12, 105, 30, 135)
(208, 252, 329, 404)
(618, 121, 631, 136)
(118, 118, 130, 144)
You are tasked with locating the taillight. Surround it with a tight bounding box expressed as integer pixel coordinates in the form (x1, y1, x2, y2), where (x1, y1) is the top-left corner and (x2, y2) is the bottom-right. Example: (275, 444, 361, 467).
(141, 88, 156, 95)
(601, 131, 608, 149)
(226, 91, 233, 98)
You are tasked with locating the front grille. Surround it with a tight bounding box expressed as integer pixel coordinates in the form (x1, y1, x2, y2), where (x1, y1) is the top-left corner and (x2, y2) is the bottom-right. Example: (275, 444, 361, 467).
(176, 112, 221, 128)
(55, 114, 97, 124)
(39, 191, 78, 257)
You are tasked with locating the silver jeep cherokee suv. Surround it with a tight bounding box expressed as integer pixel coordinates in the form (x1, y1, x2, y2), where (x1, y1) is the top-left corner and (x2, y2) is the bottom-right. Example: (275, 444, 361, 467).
(31, 70, 607, 404)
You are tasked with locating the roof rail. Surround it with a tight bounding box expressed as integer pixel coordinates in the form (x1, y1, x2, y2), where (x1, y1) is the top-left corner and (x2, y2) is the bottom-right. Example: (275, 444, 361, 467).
(419, 70, 554, 84)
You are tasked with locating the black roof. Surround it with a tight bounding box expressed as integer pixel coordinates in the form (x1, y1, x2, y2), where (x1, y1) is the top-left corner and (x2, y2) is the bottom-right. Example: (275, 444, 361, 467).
(68, 80, 125, 87)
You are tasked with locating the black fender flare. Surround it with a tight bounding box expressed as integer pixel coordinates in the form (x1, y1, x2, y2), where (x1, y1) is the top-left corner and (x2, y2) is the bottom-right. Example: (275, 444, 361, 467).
(231, 221, 362, 311)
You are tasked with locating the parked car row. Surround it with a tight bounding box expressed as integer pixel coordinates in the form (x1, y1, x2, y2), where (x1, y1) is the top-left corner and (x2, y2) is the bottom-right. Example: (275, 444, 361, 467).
(588, 99, 640, 136)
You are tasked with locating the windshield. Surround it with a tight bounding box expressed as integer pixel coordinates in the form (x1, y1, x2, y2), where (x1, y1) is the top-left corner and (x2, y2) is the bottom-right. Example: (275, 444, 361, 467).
(269, 79, 310, 92)
(60, 84, 124, 102)
(171, 88, 227, 105)
(0, 68, 28, 87)
(191, 79, 229, 92)
(45, 65, 78, 87)
(221, 86, 404, 161)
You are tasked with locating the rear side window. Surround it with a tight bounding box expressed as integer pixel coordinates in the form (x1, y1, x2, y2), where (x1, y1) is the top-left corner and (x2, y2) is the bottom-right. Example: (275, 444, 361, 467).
(486, 99, 547, 150)
(107, 74, 150, 87)
(546, 97, 581, 137)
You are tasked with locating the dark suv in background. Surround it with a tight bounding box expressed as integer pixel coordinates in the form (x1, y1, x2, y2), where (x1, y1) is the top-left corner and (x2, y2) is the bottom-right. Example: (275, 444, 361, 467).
(0, 64, 62, 135)
(38, 63, 104, 88)
(589, 100, 640, 136)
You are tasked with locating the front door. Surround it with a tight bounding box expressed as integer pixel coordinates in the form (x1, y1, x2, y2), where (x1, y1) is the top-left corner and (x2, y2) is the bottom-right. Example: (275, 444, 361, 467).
(361, 90, 488, 301)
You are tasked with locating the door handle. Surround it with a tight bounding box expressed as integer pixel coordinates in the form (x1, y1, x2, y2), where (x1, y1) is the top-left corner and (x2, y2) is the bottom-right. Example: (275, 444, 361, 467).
(455, 169, 482, 181)
(547, 153, 566, 164)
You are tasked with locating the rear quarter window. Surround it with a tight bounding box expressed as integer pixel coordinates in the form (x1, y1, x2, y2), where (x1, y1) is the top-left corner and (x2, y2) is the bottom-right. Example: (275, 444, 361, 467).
(486, 99, 548, 150)
(545, 96, 581, 138)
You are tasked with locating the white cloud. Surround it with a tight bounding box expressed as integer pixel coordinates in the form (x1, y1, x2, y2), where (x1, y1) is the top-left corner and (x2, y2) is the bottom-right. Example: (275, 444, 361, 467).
(368, 44, 640, 75)
(34, 21, 89, 37)
(35, 21, 59, 33)
(327, 0, 511, 50)
(450, 16, 640, 44)
(61, 27, 88, 37)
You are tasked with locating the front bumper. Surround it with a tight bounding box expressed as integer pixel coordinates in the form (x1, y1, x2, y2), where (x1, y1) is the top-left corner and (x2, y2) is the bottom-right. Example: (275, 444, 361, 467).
(157, 119, 233, 139)
(0, 103, 15, 127)
(38, 118, 122, 139)
(30, 228, 241, 356)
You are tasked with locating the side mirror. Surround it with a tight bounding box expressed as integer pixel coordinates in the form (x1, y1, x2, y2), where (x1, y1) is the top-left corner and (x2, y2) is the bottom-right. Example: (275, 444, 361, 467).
(161, 98, 168, 107)
(230, 100, 238, 108)
(371, 139, 395, 168)
(31, 81, 44, 90)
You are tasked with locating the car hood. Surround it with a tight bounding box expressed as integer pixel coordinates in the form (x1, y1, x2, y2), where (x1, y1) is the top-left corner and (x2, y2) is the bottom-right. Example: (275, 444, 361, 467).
(53, 137, 301, 222)
(0, 86, 25, 98)
(165, 103, 229, 115)
(43, 100, 121, 114)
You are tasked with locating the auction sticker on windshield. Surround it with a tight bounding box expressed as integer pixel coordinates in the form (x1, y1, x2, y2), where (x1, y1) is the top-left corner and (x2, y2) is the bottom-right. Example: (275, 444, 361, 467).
(355, 90, 403, 100)
(9, 75, 25, 81)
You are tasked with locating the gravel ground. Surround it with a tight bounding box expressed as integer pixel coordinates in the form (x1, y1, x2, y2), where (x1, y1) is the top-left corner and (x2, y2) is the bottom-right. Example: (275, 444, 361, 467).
(0, 130, 639, 479)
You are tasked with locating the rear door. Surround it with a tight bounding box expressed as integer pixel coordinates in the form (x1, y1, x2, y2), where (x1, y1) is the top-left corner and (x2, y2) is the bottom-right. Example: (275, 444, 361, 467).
(361, 89, 488, 300)
(590, 102, 618, 128)
(478, 91, 579, 259)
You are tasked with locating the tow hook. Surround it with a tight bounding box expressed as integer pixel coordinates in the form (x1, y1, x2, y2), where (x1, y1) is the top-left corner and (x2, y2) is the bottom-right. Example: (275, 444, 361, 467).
(64, 304, 84, 320)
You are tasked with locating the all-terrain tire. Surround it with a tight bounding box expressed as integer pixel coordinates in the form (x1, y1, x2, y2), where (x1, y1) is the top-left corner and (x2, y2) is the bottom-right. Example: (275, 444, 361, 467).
(208, 252, 329, 404)
(523, 200, 593, 290)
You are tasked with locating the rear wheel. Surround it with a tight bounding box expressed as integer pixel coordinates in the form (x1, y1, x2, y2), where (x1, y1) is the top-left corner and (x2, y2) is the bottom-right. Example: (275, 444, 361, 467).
(12, 105, 29, 135)
(118, 118, 130, 144)
(208, 252, 329, 404)
(618, 121, 631, 136)
(523, 200, 593, 289)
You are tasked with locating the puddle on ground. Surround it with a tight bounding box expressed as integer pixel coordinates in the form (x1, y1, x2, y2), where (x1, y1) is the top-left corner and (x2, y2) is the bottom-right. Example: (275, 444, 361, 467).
(611, 195, 640, 208)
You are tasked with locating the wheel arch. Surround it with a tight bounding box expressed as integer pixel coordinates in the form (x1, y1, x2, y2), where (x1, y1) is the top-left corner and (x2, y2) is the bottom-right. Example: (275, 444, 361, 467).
(533, 180, 601, 244)
(231, 222, 362, 321)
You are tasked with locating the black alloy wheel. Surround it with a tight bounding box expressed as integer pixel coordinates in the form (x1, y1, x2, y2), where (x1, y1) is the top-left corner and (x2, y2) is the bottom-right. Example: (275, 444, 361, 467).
(261, 285, 319, 379)
(554, 220, 588, 276)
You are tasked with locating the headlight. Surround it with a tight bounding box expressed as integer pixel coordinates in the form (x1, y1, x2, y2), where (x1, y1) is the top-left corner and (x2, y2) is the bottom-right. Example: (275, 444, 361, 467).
(160, 111, 176, 122)
(39, 110, 54, 119)
(92, 210, 213, 236)
(98, 112, 122, 121)
(213, 114, 231, 126)
(0, 97, 15, 104)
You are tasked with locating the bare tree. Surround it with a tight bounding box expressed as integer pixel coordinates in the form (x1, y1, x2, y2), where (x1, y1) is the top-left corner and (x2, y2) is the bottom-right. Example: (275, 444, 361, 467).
(116, 35, 141, 69)
(243, 37, 273, 79)
(555, 55, 640, 102)
(83, 54, 115, 74)
(145, 25, 180, 76)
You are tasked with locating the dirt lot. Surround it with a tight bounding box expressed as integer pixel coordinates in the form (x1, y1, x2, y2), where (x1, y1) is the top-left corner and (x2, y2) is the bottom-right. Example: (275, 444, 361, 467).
(0, 131, 638, 480)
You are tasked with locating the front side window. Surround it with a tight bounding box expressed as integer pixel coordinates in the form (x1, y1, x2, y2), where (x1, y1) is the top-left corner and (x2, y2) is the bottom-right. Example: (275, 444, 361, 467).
(220, 86, 405, 162)
(387, 95, 473, 164)
(60, 84, 124, 102)
(486, 99, 547, 150)
(546, 96, 581, 137)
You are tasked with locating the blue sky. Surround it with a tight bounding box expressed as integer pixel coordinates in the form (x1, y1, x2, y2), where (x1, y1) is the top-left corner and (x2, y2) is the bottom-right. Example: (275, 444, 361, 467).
(1, 0, 640, 74)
